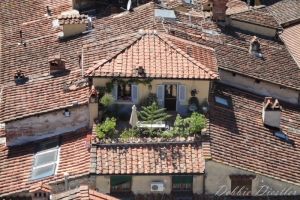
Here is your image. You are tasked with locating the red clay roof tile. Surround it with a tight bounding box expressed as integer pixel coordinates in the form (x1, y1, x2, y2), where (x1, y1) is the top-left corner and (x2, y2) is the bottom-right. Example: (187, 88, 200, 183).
(0, 128, 91, 197)
(209, 83, 300, 186)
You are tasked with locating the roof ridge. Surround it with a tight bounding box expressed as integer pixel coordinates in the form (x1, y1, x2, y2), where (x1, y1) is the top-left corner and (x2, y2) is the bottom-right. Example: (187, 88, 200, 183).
(157, 33, 219, 79)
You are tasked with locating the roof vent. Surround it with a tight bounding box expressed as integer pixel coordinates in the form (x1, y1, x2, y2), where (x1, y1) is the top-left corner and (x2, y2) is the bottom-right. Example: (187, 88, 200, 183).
(48, 54, 66, 74)
(58, 14, 88, 37)
(45, 6, 51, 17)
(18, 30, 25, 46)
(262, 97, 282, 128)
(186, 46, 190, 55)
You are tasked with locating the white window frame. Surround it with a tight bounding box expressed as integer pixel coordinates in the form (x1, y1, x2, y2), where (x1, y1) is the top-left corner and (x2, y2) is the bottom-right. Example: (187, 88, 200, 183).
(112, 83, 138, 102)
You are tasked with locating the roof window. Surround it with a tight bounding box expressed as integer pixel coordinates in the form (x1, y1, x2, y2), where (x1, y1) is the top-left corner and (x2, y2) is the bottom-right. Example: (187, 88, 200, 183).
(31, 138, 60, 180)
(274, 131, 289, 141)
(215, 96, 228, 106)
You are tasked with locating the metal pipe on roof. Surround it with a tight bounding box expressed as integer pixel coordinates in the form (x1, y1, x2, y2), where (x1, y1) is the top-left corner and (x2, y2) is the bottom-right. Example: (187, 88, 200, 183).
(81, 46, 84, 77)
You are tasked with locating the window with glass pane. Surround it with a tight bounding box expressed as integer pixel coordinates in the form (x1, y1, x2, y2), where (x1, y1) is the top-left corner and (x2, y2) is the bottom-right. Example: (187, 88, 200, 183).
(183, 184, 192, 190)
(118, 84, 131, 100)
(173, 184, 181, 190)
(121, 182, 130, 190)
(31, 139, 60, 180)
(111, 185, 119, 190)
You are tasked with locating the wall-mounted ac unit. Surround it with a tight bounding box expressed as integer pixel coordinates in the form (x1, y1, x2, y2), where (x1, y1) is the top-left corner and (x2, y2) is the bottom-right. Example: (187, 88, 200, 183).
(151, 182, 164, 191)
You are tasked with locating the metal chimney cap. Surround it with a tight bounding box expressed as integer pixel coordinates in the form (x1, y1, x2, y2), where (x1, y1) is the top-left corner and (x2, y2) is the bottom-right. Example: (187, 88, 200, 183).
(64, 172, 69, 177)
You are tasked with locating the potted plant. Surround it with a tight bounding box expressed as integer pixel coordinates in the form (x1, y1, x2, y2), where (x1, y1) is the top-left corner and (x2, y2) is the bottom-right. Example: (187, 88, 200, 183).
(188, 96, 199, 111)
(190, 89, 199, 96)
(95, 117, 118, 139)
(202, 98, 209, 115)
(186, 112, 206, 135)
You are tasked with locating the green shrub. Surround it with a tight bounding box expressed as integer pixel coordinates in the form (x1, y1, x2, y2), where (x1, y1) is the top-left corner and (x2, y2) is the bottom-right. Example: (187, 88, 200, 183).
(100, 93, 114, 107)
(185, 112, 206, 133)
(139, 93, 158, 108)
(120, 128, 137, 139)
(95, 117, 118, 139)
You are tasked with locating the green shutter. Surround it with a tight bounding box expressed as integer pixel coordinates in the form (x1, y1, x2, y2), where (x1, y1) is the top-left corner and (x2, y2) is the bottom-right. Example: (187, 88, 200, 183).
(110, 176, 132, 186)
(172, 176, 193, 184)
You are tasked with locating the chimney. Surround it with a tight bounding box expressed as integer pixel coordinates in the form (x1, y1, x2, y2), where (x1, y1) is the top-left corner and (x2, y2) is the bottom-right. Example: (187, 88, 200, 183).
(186, 46, 190, 55)
(249, 36, 262, 58)
(58, 14, 88, 37)
(18, 30, 25, 46)
(48, 54, 66, 74)
(64, 172, 69, 191)
(262, 97, 282, 128)
(212, 0, 229, 21)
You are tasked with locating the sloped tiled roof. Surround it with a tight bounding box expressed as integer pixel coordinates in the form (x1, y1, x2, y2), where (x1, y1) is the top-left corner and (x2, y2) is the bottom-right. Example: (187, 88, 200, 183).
(260, 0, 300, 25)
(52, 185, 119, 200)
(0, 127, 91, 197)
(215, 42, 300, 90)
(209, 83, 300, 186)
(228, 6, 282, 29)
(84, 31, 219, 80)
(280, 22, 300, 67)
(226, 0, 249, 15)
(91, 143, 205, 174)
(0, 71, 89, 123)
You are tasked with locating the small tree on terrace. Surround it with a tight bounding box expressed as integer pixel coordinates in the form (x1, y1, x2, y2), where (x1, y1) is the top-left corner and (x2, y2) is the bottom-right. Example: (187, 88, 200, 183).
(137, 102, 172, 135)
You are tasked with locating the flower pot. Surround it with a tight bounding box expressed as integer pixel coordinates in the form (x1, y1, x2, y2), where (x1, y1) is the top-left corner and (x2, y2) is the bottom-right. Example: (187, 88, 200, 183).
(191, 91, 196, 96)
(202, 106, 208, 115)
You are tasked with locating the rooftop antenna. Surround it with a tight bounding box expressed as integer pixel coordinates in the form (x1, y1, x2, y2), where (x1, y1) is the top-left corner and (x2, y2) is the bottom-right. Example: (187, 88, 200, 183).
(247, 0, 250, 9)
(120, 0, 132, 11)
(18, 30, 25, 46)
(45, 6, 51, 16)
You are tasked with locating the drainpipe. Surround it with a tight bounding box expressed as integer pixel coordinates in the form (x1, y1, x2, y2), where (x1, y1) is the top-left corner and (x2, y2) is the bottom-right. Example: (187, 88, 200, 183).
(81, 46, 84, 78)
(64, 172, 69, 191)
(203, 173, 206, 198)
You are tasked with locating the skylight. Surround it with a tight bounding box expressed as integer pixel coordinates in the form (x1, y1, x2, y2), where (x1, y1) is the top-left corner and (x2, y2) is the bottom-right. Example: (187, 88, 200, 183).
(31, 139, 60, 180)
(274, 131, 289, 141)
(215, 96, 229, 106)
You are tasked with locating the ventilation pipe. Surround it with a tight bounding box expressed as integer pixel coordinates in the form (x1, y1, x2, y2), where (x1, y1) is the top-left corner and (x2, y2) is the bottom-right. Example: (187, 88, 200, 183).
(186, 46, 190, 55)
(64, 172, 69, 191)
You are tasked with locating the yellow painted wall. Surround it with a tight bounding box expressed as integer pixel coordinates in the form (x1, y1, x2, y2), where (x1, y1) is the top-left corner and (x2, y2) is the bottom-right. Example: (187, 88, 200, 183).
(89, 102, 98, 127)
(93, 78, 210, 106)
(63, 24, 86, 37)
(225, 17, 276, 38)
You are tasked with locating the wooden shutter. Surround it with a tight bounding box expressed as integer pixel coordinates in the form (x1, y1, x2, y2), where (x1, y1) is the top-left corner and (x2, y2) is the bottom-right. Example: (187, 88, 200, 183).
(111, 83, 118, 101)
(178, 85, 186, 102)
(131, 84, 138, 102)
(156, 85, 164, 102)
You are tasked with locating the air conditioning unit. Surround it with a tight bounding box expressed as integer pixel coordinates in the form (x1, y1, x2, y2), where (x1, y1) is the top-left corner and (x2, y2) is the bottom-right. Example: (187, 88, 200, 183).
(151, 182, 164, 191)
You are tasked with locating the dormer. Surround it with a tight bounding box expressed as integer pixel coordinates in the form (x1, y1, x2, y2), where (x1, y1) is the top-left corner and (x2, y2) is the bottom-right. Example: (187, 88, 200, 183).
(58, 14, 88, 37)
(48, 54, 66, 74)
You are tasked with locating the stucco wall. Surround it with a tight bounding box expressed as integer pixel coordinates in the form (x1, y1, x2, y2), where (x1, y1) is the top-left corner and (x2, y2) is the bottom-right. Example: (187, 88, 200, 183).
(225, 17, 276, 38)
(205, 160, 300, 196)
(89, 102, 98, 127)
(93, 78, 210, 116)
(5, 105, 89, 146)
(96, 176, 110, 194)
(219, 69, 299, 105)
(63, 24, 86, 37)
(51, 175, 96, 194)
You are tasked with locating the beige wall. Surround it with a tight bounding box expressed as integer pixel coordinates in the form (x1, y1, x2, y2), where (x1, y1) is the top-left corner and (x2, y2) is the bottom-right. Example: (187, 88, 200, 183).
(96, 176, 110, 194)
(132, 176, 171, 194)
(5, 105, 89, 146)
(93, 78, 210, 106)
(205, 160, 300, 195)
(63, 24, 86, 37)
(89, 102, 98, 127)
(225, 17, 276, 38)
(219, 69, 299, 105)
(96, 175, 204, 194)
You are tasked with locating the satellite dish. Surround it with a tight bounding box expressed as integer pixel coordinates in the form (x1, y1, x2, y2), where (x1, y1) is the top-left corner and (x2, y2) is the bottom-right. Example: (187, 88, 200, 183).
(127, 0, 132, 10)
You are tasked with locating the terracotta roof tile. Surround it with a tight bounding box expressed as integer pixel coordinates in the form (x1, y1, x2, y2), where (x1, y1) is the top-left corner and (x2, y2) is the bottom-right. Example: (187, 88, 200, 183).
(280, 22, 300, 67)
(0, 71, 89, 122)
(52, 185, 119, 200)
(226, 0, 248, 15)
(84, 31, 218, 80)
(58, 14, 88, 25)
(260, 0, 300, 25)
(215, 40, 300, 90)
(94, 143, 205, 174)
(209, 83, 300, 186)
(228, 6, 282, 29)
(0, 128, 91, 197)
